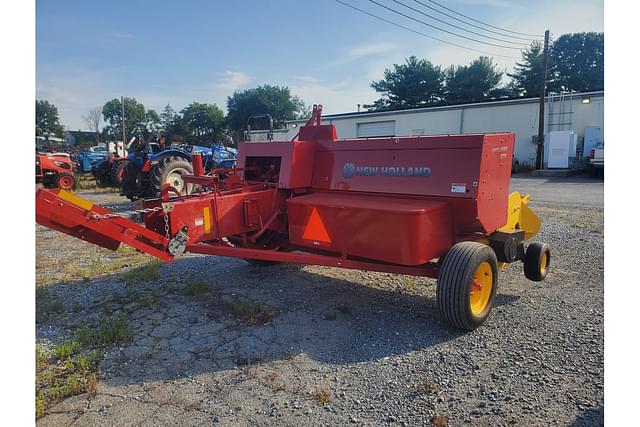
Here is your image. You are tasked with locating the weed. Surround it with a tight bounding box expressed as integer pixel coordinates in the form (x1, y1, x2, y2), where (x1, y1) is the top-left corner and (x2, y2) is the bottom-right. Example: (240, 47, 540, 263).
(430, 415, 448, 426)
(73, 301, 82, 313)
(54, 340, 80, 360)
(233, 300, 274, 325)
(75, 315, 133, 347)
(85, 374, 97, 397)
(417, 379, 440, 395)
(314, 387, 332, 405)
(123, 260, 162, 283)
(181, 281, 210, 298)
(75, 354, 91, 372)
(264, 372, 278, 382)
(36, 344, 49, 370)
(36, 287, 64, 321)
(401, 276, 416, 287)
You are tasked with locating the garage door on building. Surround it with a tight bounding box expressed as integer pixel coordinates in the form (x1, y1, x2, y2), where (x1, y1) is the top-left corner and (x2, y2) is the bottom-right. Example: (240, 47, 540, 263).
(356, 120, 395, 137)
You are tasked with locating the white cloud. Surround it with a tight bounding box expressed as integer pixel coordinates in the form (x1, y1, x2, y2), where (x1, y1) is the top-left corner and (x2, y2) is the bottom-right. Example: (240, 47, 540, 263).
(346, 42, 397, 58)
(211, 70, 252, 91)
(286, 77, 377, 115)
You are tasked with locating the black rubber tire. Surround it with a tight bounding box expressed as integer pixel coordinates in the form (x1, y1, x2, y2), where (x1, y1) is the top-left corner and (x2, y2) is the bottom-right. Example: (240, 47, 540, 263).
(524, 242, 550, 282)
(121, 162, 140, 201)
(436, 241, 499, 331)
(56, 173, 76, 190)
(110, 160, 128, 186)
(150, 156, 193, 197)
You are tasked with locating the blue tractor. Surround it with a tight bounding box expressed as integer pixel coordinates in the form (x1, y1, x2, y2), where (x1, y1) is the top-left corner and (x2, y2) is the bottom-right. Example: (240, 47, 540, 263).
(120, 140, 237, 201)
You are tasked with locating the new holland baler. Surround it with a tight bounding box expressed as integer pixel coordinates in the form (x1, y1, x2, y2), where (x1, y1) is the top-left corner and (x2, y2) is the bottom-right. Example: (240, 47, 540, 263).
(35, 105, 549, 331)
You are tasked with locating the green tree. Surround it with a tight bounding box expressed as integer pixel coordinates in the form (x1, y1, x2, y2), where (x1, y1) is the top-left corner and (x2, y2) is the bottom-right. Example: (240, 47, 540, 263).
(444, 56, 504, 103)
(144, 109, 161, 138)
(226, 85, 306, 132)
(366, 56, 444, 111)
(552, 32, 604, 92)
(36, 100, 64, 137)
(179, 102, 226, 146)
(101, 97, 146, 141)
(508, 41, 559, 97)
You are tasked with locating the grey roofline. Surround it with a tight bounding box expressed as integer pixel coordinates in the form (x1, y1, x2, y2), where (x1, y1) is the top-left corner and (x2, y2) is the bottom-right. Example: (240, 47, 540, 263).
(286, 90, 604, 124)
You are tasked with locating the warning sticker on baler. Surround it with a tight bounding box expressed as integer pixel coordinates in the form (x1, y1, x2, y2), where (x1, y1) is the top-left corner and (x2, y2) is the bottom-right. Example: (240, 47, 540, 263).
(451, 183, 467, 193)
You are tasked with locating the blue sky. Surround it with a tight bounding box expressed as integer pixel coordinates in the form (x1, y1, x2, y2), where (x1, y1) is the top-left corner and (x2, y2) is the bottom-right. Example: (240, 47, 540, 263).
(36, 0, 603, 130)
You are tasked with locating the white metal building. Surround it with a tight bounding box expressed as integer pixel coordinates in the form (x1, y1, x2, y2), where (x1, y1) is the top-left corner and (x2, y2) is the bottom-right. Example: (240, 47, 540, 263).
(251, 90, 604, 169)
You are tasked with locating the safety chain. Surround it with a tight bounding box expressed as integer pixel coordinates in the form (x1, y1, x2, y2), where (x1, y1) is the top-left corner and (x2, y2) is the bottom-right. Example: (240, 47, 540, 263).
(163, 210, 171, 241)
(91, 206, 163, 220)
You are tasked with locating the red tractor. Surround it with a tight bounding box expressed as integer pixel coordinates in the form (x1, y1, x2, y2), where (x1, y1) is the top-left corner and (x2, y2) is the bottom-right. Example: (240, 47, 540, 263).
(35, 105, 550, 331)
(35, 151, 76, 190)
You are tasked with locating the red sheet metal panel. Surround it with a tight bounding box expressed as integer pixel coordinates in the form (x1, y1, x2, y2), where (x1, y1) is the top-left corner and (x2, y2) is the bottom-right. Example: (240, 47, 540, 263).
(309, 133, 513, 234)
(287, 192, 454, 266)
(237, 141, 315, 189)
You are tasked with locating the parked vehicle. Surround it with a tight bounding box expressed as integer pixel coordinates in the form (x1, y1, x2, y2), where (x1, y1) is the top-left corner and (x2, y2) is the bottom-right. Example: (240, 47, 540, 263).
(90, 141, 129, 187)
(121, 142, 237, 201)
(588, 144, 604, 178)
(36, 151, 76, 190)
(76, 150, 109, 173)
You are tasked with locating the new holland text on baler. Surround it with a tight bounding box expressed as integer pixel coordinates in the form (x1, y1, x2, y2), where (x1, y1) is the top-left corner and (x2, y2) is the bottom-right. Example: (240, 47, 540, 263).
(35, 105, 549, 331)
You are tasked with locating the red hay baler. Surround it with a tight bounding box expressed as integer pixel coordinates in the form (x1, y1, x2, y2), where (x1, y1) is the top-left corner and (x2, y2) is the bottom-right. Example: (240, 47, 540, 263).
(35, 105, 549, 331)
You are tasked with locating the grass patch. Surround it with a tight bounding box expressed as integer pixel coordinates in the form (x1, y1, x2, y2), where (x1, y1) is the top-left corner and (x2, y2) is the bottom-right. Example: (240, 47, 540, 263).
(400, 276, 417, 288)
(233, 299, 274, 325)
(36, 243, 153, 286)
(122, 260, 162, 283)
(36, 287, 65, 322)
(53, 340, 80, 360)
(180, 281, 210, 298)
(36, 314, 133, 418)
(75, 314, 133, 347)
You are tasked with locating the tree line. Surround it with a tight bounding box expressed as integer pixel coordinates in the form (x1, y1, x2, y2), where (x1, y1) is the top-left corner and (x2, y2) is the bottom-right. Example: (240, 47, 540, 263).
(36, 32, 603, 145)
(35, 85, 307, 147)
(367, 32, 604, 111)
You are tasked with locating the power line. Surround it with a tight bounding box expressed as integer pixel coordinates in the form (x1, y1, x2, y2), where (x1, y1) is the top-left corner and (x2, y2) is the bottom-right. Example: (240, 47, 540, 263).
(390, 0, 530, 46)
(424, 0, 543, 38)
(412, 0, 541, 42)
(334, 0, 520, 60)
(367, 0, 522, 50)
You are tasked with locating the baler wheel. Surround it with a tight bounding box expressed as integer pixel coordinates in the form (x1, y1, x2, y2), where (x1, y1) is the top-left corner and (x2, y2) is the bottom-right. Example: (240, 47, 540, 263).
(437, 242, 498, 331)
(57, 173, 76, 190)
(524, 242, 550, 282)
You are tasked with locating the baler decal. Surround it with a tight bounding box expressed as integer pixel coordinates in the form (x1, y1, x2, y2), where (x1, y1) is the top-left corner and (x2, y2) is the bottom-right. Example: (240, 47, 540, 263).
(302, 207, 332, 244)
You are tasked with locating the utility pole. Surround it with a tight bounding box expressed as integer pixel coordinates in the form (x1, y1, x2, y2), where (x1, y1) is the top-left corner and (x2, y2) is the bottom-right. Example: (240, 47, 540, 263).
(535, 30, 550, 170)
(121, 95, 126, 145)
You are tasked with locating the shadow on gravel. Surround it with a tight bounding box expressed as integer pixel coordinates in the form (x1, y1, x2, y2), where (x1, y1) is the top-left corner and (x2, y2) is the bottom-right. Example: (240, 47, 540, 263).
(569, 406, 603, 426)
(37, 256, 473, 386)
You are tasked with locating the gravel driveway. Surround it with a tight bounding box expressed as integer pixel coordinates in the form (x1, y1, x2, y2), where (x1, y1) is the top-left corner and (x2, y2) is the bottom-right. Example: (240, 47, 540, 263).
(36, 177, 604, 426)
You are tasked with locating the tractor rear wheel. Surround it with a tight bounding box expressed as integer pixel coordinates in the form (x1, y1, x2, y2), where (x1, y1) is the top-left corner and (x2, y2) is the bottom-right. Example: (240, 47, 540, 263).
(110, 160, 127, 187)
(150, 156, 194, 197)
(524, 242, 550, 282)
(436, 241, 498, 331)
(57, 173, 76, 190)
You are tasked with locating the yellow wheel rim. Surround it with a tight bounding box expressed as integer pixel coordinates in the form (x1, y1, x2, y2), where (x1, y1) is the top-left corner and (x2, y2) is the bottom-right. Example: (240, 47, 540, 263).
(540, 252, 548, 274)
(470, 261, 493, 316)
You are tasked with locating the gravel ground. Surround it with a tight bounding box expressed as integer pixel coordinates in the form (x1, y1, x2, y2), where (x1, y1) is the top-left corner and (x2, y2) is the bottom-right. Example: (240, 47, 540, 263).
(36, 178, 604, 426)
